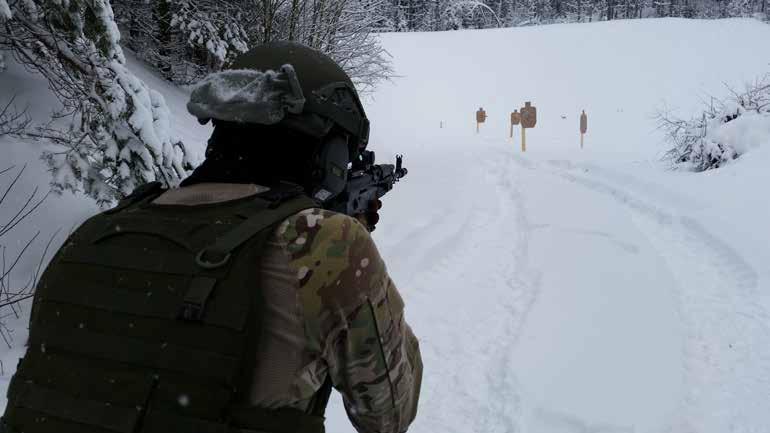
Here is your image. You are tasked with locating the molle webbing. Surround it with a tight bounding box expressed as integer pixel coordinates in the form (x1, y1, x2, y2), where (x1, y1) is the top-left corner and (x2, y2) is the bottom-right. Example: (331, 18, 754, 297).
(2, 190, 325, 433)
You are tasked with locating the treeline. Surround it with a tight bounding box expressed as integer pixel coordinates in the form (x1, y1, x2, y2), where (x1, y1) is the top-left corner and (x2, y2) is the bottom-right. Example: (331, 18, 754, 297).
(371, 0, 768, 31)
(111, 0, 768, 89)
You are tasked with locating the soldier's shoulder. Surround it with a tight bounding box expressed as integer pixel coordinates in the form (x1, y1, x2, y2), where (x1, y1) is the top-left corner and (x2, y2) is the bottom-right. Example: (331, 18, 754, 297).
(275, 207, 388, 313)
(275, 208, 367, 255)
(276, 207, 349, 236)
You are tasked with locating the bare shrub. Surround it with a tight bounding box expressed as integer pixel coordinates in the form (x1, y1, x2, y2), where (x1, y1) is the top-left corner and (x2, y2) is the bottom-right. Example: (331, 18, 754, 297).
(657, 75, 770, 171)
(0, 165, 55, 348)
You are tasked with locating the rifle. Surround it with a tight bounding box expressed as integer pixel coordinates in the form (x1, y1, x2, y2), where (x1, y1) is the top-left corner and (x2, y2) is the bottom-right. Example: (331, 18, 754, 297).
(326, 150, 408, 228)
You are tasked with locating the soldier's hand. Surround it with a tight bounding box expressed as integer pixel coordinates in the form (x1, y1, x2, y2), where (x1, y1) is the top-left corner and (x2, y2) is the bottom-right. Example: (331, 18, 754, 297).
(355, 199, 381, 232)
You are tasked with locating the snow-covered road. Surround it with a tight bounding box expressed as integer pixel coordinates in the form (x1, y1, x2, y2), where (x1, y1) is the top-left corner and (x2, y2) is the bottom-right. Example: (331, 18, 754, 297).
(520, 153, 770, 433)
(329, 134, 770, 433)
(507, 149, 685, 433)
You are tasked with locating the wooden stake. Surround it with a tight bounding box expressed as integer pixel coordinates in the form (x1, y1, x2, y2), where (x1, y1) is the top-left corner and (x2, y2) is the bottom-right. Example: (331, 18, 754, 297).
(521, 127, 527, 152)
(581, 133, 584, 149)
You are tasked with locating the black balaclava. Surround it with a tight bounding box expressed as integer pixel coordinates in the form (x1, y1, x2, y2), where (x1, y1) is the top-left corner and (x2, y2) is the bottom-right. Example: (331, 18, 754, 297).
(180, 120, 323, 192)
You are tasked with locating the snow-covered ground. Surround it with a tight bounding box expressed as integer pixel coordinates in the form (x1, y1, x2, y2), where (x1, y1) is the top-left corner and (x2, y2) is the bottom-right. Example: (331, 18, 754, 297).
(3, 17, 770, 433)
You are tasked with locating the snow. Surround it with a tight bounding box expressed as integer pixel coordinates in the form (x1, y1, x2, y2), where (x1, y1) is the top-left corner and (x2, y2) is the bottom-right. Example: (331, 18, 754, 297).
(716, 110, 770, 154)
(186, 67, 303, 125)
(93, 0, 124, 62)
(3, 17, 770, 433)
(0, 0, 11, 20)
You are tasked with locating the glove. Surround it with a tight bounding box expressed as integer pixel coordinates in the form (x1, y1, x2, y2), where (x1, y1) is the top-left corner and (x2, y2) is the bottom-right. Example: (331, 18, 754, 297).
(355, 199, 382, 232)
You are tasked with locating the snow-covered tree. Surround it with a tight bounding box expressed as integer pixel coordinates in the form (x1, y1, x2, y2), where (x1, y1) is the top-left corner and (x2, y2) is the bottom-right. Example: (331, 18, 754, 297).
(114, 0, 393, 93)
(0, 0, 193, 206)
(112, 0, 249, 84)
(240, 0, 393, 94)
(727, 0, 754, 16)
(438, 0, 502, 28)
(516, 0, 540, 24)
(396, 2, 410, 30)
(381, 0, 769, 28)
(170, 0, 249, 73)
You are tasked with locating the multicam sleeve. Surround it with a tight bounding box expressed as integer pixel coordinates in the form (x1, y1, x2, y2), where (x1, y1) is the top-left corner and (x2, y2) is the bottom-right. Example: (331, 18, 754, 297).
(278, 209, 422, 433)
(332, 272, 422, 433)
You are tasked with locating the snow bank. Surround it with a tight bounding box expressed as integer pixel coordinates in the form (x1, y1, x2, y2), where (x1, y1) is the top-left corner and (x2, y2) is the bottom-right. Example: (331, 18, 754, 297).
(717, 110, 770, 154)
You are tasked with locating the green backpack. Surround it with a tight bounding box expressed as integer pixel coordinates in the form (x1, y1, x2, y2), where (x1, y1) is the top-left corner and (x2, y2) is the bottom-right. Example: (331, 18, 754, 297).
(1, 182, 332, 433)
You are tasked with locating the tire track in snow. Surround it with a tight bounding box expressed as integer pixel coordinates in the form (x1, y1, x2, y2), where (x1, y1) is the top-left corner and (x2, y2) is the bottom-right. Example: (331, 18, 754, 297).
(518, 156, 770, 433)
(398, 146, 540, 433)
(483, 148, 543, 433)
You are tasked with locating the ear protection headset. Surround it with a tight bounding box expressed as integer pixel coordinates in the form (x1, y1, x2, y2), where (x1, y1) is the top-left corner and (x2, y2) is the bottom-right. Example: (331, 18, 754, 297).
(312, 132, 350, 203)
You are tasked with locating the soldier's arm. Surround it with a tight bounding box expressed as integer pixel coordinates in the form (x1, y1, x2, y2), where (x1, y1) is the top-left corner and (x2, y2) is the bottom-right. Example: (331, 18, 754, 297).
(280, 209, 422, 433)
(328, 272, 422, 433)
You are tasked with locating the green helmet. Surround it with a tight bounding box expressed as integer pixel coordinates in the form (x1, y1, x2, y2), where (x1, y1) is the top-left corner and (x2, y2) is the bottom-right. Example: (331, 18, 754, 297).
(188, 41, 369, 158)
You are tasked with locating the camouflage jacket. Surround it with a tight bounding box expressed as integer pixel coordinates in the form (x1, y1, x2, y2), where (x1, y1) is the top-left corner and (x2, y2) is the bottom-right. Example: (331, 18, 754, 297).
(154, 183, 422, 433)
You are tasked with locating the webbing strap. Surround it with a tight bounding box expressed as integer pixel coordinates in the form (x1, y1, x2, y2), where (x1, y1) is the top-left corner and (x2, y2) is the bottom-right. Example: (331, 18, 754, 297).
(228, 407, 325, 433)
(142, 410, 228, 433)
(179, 276, 218, 321)
(198, 196, 318, 266)
(39, 284, 182, 321)
(32, 302, 243, 356)
(141, 407, 325, 433)
(61, 245, 204, 276)
(9, 380, 140, 433)
(29, 324, 240, 383)
(37, 283, 247, 330)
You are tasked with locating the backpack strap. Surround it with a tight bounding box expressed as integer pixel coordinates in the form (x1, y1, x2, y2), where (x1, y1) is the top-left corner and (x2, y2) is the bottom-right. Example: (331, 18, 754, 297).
(195, 195, 318, 269)
(104, 181, 165, 215)
(181, 191, 318, 321)
(226, 407, 325, 433)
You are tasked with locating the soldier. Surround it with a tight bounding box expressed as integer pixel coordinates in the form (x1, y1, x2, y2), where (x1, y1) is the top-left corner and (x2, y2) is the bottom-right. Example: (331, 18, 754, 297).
(1, 42, 422, 433)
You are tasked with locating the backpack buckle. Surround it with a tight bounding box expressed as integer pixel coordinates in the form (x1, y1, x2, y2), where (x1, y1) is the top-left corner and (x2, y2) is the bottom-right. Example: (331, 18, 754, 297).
(178, 276, 218, 321)
(195, 249, 231, 269)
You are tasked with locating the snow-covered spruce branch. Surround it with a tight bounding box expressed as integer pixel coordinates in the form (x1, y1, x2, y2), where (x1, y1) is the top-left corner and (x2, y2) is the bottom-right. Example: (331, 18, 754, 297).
(0, 0, 193, 207)
(171, 0, 249, 72)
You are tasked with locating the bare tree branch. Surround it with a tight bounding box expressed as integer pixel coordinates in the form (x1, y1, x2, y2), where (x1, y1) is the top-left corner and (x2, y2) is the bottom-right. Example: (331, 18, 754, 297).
(0, 165, 53, 347)
(0, 95, 32, 138)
